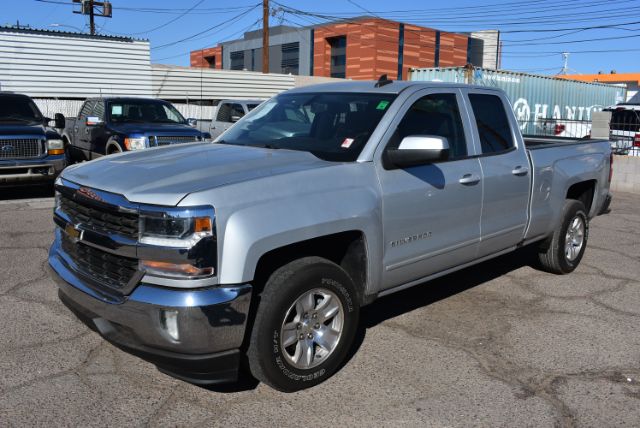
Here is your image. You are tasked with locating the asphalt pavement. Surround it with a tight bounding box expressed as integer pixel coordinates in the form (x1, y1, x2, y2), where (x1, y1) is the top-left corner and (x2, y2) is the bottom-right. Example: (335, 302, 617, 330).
(1, 187, 639, 427)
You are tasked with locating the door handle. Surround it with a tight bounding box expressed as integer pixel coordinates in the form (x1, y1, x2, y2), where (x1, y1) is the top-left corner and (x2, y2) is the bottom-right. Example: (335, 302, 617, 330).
(512, 166, 529, 176)
(459, 173, 481, 185)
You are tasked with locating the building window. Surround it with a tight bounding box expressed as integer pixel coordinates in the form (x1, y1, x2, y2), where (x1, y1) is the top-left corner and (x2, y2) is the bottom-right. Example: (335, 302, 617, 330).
(328, 36, 346, 78)
(205, 55, 216, 69)
(230, 51, 244, 70)
(281, 42, 299, 75)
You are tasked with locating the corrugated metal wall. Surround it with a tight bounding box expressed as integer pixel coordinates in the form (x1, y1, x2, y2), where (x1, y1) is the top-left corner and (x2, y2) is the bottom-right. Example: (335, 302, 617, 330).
(0, 28, 152, 98)
(151, 64, 295, 101)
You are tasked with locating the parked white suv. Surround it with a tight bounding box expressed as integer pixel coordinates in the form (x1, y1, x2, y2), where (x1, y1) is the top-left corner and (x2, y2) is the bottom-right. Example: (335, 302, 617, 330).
(606, 103, 640, 156)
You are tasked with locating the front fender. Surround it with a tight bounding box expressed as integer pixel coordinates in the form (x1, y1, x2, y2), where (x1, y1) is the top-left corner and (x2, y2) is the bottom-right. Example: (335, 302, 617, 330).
(217, 186, 382, 293)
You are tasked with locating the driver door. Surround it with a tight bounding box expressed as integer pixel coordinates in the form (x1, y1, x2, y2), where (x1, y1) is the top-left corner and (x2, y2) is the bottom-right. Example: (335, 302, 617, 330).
(376, 89, 483, 290)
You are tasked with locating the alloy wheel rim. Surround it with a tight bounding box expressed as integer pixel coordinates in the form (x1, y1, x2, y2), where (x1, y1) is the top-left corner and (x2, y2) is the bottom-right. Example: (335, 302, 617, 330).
(565, 215, 585, 262)
(280, 288, 344, 370)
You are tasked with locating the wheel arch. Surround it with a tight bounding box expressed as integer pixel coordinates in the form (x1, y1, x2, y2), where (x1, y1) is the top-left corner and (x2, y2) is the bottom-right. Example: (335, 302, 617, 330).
(251, 231, 370, 306)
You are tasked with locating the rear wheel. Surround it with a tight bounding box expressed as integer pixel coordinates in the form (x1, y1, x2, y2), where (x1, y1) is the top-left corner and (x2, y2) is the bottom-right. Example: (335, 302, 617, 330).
(538, 199, 589, 274)
(247, 257, 359, 392)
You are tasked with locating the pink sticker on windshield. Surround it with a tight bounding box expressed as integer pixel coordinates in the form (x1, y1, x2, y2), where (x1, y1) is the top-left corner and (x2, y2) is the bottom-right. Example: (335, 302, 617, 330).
(341, 138, 354, 148)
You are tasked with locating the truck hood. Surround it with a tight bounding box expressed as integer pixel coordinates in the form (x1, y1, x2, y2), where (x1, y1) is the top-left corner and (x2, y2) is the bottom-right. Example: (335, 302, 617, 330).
(0, 123, 46, 136)
(109, 122, 202, 135)
(0, 123, 60, 139)
(61, 143, 333, 205)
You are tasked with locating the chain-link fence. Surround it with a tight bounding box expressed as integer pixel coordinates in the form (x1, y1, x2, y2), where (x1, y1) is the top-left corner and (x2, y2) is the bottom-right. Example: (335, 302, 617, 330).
(517, 113, 640, 156)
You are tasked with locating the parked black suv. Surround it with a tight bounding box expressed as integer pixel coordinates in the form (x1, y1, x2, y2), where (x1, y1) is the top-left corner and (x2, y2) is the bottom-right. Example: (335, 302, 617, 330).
(0, 92, 66, 186)
(62, 97, 209, 161)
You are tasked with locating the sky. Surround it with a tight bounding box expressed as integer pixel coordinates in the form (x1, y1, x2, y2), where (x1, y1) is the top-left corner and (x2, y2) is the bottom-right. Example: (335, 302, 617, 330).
(1, 0, 639, 75)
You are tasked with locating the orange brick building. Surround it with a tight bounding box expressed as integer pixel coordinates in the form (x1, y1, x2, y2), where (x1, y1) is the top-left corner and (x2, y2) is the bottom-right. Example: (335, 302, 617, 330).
(191, 17, 496, 81)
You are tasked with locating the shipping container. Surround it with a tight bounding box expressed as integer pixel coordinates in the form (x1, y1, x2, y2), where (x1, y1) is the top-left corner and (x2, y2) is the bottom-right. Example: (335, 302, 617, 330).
(409, 66, 627, 137)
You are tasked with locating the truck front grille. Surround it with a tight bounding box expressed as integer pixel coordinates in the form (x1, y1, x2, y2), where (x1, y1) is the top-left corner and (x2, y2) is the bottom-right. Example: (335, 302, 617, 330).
(152, 136, 199, 146)
(61, 234, 137, 290)
(0, 138, 43, 159)
(59, 194, 139, 239)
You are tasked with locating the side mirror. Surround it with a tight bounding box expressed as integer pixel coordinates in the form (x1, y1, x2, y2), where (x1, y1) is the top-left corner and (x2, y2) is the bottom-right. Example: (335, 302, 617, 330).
(54, 113, 66, 129)
(86, 116, 103, 126)
(230, 115, 242, 123)
(385, 135, 450, 169)
(187, 118, 197, 127)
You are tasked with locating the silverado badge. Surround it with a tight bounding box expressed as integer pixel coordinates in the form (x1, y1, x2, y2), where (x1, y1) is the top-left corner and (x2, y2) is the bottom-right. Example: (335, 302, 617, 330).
(77, 186, 103, 202)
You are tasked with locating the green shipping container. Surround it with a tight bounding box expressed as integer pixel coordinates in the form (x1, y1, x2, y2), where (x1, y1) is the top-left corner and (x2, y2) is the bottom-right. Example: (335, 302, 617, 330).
(409, 66, 627, 137)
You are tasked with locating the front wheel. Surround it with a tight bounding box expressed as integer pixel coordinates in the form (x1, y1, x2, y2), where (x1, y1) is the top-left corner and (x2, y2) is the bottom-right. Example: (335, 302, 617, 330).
(538, 199, 589, 274)
(247, 257, 359, 392)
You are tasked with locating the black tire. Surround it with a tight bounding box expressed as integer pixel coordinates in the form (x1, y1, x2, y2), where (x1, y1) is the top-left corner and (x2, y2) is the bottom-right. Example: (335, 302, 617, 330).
(63, 140, 75, 165)
(538, 199, 589, 274)
(106, 144, 122, 155)
(247, 256, 359, 392)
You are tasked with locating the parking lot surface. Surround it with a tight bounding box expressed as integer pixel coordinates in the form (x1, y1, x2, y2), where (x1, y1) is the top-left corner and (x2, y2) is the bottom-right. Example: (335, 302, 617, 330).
(0, 189, 638, 427)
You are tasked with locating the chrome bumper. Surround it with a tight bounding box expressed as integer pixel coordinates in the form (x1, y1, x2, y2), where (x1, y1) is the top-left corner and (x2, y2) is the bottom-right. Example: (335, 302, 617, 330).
(0, 155, 65, 184)
(48, 239, 252, 384)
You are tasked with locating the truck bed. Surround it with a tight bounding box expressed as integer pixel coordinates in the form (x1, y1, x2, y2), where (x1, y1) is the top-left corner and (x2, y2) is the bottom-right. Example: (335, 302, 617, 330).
(523, 137, 611, 243)
(523, 135, 609, 149)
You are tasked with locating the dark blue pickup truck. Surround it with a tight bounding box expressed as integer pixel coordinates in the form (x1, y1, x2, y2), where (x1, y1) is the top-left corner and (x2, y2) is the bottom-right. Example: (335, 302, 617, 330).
(62, 97, 209, 161)
(0, 92, 66, 186)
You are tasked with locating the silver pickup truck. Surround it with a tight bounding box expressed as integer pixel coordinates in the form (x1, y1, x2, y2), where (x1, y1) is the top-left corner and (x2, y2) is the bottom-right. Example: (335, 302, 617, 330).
(48, 81, 613, 392)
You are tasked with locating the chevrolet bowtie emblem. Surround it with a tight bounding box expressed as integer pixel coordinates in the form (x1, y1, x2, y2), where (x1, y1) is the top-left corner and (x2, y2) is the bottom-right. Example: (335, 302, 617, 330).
(64, 223, 83, 242)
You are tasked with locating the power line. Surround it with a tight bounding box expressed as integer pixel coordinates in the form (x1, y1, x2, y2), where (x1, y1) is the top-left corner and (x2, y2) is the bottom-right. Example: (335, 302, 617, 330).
(151, 3, 260, 50)
(118, 0, 205, 35)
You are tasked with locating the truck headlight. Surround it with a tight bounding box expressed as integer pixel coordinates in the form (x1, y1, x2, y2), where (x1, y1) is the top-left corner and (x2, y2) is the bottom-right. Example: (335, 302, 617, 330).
(47, 139, 64, 155)
(139, 215, 212, 247)
(138, 209, 216, 279)
(124, 136, 147, 150)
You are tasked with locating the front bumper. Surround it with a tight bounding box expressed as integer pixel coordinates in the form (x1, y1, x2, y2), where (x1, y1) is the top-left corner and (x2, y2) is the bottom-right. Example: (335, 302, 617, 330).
(0, 155, 65, 185)
(48, 239, 252, 385)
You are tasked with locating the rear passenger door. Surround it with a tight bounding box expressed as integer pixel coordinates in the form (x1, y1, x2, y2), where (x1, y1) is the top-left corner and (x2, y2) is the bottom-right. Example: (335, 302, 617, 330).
(464, 90, 531, 257)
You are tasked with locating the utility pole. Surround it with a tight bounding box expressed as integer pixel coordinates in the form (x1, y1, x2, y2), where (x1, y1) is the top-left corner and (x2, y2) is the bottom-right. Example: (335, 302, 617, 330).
(73, 0, 112, 35)
(262, 0, 269, 73)
(89, 0, 95, 35)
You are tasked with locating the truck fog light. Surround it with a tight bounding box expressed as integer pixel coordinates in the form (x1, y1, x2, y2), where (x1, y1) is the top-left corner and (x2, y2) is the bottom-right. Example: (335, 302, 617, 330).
(160, 310, 179, 341)
(140, 260, 214, 278)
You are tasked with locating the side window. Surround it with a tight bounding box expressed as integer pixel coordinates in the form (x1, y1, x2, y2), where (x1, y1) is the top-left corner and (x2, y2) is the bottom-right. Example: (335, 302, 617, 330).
(394, 93, 468, 160)
(468, 94, 515, 154)
(91, 101, 105, 120)
(216, 103, 231, 122)
(230, 103, 245, 119)
(79, 101, 94, 119)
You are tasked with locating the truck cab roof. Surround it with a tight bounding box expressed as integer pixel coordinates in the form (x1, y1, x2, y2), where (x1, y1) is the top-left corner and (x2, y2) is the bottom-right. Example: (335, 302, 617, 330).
(286, 80, 504, 95)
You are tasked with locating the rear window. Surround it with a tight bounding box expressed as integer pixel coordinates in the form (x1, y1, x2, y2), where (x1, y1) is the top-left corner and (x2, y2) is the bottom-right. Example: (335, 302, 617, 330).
(610, 109, 640, 132)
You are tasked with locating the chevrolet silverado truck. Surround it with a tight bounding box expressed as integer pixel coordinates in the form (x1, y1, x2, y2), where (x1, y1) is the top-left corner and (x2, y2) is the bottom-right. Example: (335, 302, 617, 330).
(62, 97, 209, 162)
(0, 92, 66, 186)
(48, 80, 613, 392)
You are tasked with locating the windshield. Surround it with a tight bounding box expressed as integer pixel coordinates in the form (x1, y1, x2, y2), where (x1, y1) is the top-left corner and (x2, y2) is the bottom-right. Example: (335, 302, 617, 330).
(218, 92, 397, 162)
(108, 100, 186, 124)
(247, 103, 260, 111)
(0, 95, 43, 123)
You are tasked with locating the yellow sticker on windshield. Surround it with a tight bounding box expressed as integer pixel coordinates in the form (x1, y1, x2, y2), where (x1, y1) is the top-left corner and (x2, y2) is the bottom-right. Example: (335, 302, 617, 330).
(376, 100, 390, 110)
